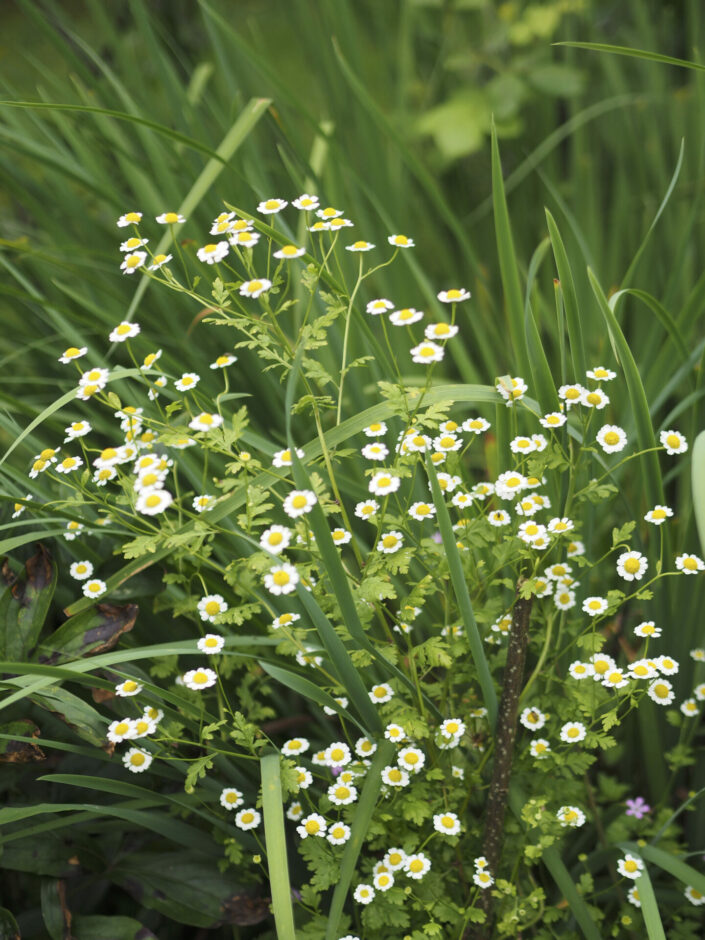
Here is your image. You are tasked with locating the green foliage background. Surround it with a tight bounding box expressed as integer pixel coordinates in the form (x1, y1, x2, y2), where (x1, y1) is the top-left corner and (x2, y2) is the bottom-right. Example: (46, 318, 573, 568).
(1, 0, 705, 937)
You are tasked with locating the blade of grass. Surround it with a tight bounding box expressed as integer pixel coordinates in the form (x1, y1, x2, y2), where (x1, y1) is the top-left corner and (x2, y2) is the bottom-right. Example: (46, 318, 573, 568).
(692, 431, 705, 555)
(639, 843, 705, 895)
(260, 753, 297, 940)
(425, 454, 498, 728)
(633, 862, 667, 940)
(260, 662, 368, 736)
(557, 41, 705, 74)
(545, 209, 586, 380)
(325, 741, 395, 939)
(491, 124, 532, 385)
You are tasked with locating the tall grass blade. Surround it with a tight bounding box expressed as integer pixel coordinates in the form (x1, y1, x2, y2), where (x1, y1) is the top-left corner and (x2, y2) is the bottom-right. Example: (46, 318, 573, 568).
(260, 753, 297, 940)
(557, 41, 705, 74)
(425, 454, 498, 727)
(545, 209, 586, 380)
(692, 431, 705, 555)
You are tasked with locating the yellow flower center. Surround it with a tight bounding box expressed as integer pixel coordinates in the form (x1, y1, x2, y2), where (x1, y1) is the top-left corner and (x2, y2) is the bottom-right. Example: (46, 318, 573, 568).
(565, 388, 581, 399)
(114, 722, 130, 735)
(409, 859, 424, 873)
(63, 347, 81, 358)
(653, 683, 669, 698)
(248, 280, 263, 292)
(377, 477, 391, 488)
(122, 681, 138, 692)
(683, 557, 698, 570)
(126, 255, 142, 268)
(624, 558, 641, 574)
(419, 346, 435, 357)
(153, 255, 168, 265)
(278, 614, 293, 625)
(588, 600, 602, 611)
(404, 752, 419, 765)
(382, 536, 398, 549)
(563, 810, 578, 823)
(446, 289, 462, 300)
(624, 860, 638, 873)
(124, 212, 141, 223)
(440, 436, 455, 448)
(334, 786, 350, 800)
(273, 571, 290, 586)
(434, 323, 451, 336)
(291, 495, 307, 509)
(163, 212, 179, 223)
(352, 241, 368, 249)
(130, 752, 145, 766)
(506, 476, 521, 488)
(193, 671, 209, 684)
(225, 791, 240, 803)
(145, 494, 162, 508)
(651, 508, 666, 519)
(241, 812, 254, 824)
(304, 819, 320, 834)
(594, 660, 609, 675)
(205, 601, 221, 616)
(586, 392, 601, 405)
(666, 434, 681, 449)
(204, 637, 219, 648)
(267, 532, 283, 546)
(546, 415, 561, 425)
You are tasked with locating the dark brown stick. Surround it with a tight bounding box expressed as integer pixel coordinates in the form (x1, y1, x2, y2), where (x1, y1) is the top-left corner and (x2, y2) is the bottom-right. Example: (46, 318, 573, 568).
(468, 588, 534, 939)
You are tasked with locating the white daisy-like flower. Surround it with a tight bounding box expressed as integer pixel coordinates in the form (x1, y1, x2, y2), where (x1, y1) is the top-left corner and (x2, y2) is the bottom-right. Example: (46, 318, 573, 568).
(353, 738, 376, 760)
(509, 435, 535, 455)
(387, 233, 414, 248)
(331, 528, 352, 547)
(352, 884, 374, 905)
(316, 206, 344, 220)
(230, 230, 261, 247)
(175, 373, 200, 392)
(656, 655, 679, 676)
(398, 746, 425, 774)
(519, 707, 547, 731)
(69, 560, 94, 581)
(293, 767, 313, 790)
(557, 805, 586, 827)
(196, 242, 229, 265)
(257, 198, 288, 214)
(425, 322, 458, 341)
(327, 782, 357, 805)
(63, 521, 84, 540)
(235, 808, 261, 830)
(660, 429, 688, 455)
(383, 724, 406, 744)
(79, 367, 110, 388)
(616, 550, 648, 581)
(437, 288, 470, 303)
(410, 340, 444, 363)
(109, 321, 141, 343)
(281, 738, 309, 757)
(496, 376, 528, 406)
(327, 822, 352, 845)
(432, 472, 461, 493)
(82, 579, 107, 598)
(559, 721, 586, 744)
(691, 648, 705, 662)
(474, 870, 494, 889)
(695, 684, 705, 702)
(239, 278, 272, 299)
(274, 244, 307, 260)
(123, 748, 152, 773)
(644, 505, 673, 525)
(197, 634, 225, 655)
(366, 298, 394, 316)
(372, 871, 394, 892)
(188, 412, 223, 432)
(369, 683, 394, 704)
(628, 659, 658, 680)
(106, 719, 135, 743)
(210, 353, 237, 370)
(120, 251, 147, 274)
(115, 678, 142, 697)
(136, 489, 173, 516)
(439, 718, 466, 740)
(363, 422, 387, 438)
(540, 411, 567, 429)
(259, 525, 292, 554)
(684, 885, 705, 906)
(558, 383, 585, 407)
(452, 491, 473, 510)
(156, 212, 186, 225)
(548, 517, 574, 535)
(389, 307, 423, 326)
(495, 471, 527, 500)
(361, 442, 389, 461)
(681, 698, 699, 717)
(219, 787, 244, 810)
(283, 489, 317, 517)
(197, 594, 228, 623)
(462, 416, 491, 435)
(325, 742, 352, 766)
(308, 221, 329, 233)
(586, 366, 617, 381)
(328, 217, 354, 230)
(271, 447, 304, 467)
(270, 612, 300, 631)
(433, 811, 461, 835)
(567, 540, 585, 557)
(530, 738, 551, 759)
(582, 596, 608, 617)
(647, 678, 674, 705)
(635, 621, 661, 640)
(264, 563, 299, 595)
(596, 425, 628, 454)
(354, 500, 379, 522)
(297, 813, 327, 839)
(590, 653, 617, 681)
(580, 387, 609, 409)
(292, 194, 319, 211)
(407, 501, 436, 522)
(602, 668, 630, 690)
(183, 667, 217, 690)
(554, 587, 576, 610)
(368, 472, 400, 496)
(192, 495, 216, 513)
(433, 432, 462, 452)
(345, 240, 375, 252)
(568, 661, 594, 680)
(147, 253, 173, 270)
(617, 854, 644, 880)
(117, 211, 143, 228)
(58, 346, 88, 365)
(517, 521, 547, 544)
(380, 848, 406, 872)
(405, 853, 431, 879)
(139, 352, 162, 372)
(63, 420, 92, 442)
(675, 553, 705, 574)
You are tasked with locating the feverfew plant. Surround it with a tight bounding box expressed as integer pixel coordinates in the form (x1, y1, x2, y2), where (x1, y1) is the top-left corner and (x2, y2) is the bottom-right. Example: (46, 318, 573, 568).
(18, 196, 705, 939)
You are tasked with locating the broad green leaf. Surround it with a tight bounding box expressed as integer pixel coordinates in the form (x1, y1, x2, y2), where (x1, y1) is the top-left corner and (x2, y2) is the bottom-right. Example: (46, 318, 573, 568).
(36, 602, 138, 665)
(0, 719, 45, 763)
(73, 916, 157, 940)
(693, 431, 705, 556)
(0, 543, 56, 661)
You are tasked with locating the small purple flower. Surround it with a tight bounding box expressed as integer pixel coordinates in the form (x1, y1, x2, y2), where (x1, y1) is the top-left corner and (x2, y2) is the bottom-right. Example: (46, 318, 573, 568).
(431, 530, 443, 544)
(625, 797, 651, 819)
(330, 765, 343, 777)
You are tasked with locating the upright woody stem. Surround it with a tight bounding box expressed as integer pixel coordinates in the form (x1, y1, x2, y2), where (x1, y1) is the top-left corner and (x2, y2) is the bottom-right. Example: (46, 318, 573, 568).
(468, 585, 534, 939)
